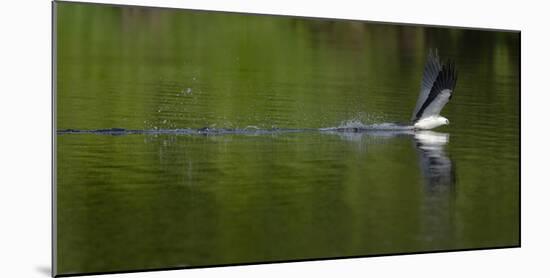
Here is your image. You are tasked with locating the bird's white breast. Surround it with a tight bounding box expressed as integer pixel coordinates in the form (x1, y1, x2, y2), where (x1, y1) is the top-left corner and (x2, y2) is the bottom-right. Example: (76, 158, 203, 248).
(414, 116, 446, 130)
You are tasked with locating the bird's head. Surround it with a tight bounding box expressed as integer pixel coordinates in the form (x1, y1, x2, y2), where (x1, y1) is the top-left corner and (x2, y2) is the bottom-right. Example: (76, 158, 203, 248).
(440, 117, 450, 126)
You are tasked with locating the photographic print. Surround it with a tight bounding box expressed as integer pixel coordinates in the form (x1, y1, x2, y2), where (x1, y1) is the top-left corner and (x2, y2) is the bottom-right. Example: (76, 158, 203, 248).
(53, 1, 520, 276)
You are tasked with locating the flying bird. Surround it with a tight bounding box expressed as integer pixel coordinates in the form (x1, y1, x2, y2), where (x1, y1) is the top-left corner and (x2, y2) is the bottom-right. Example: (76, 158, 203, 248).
(411, 50, 458, 130)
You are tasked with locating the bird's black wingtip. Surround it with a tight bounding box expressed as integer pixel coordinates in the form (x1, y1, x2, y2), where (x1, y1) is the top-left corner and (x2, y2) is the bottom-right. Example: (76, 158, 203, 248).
(437, 58, 458, 95)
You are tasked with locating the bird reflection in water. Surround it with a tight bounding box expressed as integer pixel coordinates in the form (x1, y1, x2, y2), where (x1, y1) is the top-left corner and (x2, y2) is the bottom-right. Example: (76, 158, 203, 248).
(413, 130, 456, 246)
(414, 131, 455, 191)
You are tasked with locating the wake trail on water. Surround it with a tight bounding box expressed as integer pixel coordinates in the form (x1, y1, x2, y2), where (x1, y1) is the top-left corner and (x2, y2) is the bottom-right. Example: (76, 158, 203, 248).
(57, 120, 415, 136)
(56, 127, 314, 135)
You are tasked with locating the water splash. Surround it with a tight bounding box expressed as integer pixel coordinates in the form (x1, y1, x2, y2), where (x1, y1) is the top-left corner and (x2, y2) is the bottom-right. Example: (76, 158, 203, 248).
(320, 119, 413, 132)
(338, 119, 370, 129)
(179, 87, 192, 95)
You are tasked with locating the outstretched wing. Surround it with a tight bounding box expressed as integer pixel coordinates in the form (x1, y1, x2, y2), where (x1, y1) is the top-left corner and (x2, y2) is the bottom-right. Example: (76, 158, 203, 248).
(411, 50, 442, 121)
(411, 50, 458, 122)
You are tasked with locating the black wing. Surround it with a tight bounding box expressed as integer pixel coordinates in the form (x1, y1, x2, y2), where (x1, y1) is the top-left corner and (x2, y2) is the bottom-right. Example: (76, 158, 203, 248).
(412, 51, 458, 122)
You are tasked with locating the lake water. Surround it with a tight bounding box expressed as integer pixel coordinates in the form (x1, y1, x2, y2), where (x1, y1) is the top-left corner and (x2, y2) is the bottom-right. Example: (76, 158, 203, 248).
(55, 2, 520, 275)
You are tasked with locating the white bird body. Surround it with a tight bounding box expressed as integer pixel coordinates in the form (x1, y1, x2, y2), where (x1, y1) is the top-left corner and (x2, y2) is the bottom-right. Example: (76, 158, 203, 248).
(413, 116, 449, 130)
(411, 50, 457, 130)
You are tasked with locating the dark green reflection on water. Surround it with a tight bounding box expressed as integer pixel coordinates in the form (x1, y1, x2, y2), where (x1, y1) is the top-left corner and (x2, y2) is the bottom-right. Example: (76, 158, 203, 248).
(55, 1, 519, 275)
